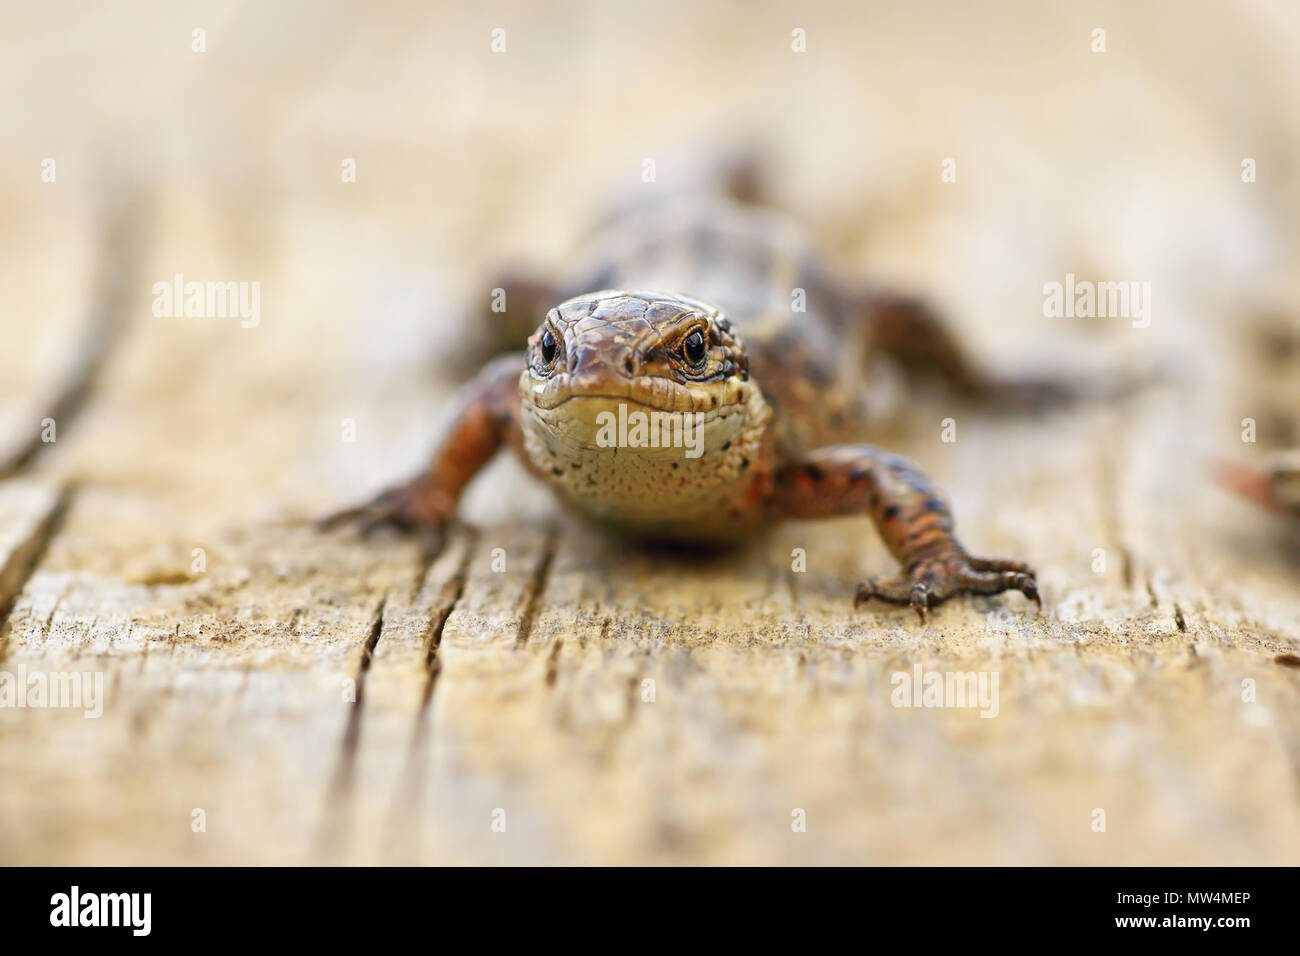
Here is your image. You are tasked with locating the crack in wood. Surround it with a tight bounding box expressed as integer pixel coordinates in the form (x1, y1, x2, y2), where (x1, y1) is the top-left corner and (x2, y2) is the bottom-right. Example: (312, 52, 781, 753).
(515, 526, 558, 648)
(0, 191, 148, 479)
(0, 484, 73, 659)
(544, 637, 564, 687)
(623, 671, 641, 725)
(384, 533, 475, 863)
(314, 593, 388, 860)
(415, 530, 475, 725)
(342, 594, 387, 759)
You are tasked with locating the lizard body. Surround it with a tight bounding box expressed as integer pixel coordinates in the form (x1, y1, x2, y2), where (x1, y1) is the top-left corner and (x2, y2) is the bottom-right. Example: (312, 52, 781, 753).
(329, 197, 1047, 618)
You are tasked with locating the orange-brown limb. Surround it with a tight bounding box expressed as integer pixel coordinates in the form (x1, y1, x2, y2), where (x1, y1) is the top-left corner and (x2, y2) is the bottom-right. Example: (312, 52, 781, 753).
(319, 355, 523, 540)
(1213, 458, 1286, 514)
(765, 444, 1040, 620)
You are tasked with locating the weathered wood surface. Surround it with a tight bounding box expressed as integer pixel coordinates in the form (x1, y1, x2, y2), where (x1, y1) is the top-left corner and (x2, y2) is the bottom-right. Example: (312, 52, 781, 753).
(2, 1, 1300, 865)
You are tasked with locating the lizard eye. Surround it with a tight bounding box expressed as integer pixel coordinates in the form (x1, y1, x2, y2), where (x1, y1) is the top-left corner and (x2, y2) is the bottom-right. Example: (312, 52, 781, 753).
(539, 329, 558, 366)
(682, 329, 707, 369)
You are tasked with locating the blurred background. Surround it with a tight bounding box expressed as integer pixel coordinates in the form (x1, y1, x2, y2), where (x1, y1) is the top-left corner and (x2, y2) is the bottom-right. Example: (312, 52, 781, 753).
(1, 0, 1297, 523)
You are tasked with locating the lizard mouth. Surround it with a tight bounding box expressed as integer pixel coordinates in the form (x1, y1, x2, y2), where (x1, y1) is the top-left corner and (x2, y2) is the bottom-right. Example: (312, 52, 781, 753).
(521, 378, 756, 467)
(525, 372, 744, 415)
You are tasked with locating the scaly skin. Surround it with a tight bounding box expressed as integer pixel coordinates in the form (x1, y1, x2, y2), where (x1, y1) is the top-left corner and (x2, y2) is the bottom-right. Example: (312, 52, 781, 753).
(325, 199, 1046, 620)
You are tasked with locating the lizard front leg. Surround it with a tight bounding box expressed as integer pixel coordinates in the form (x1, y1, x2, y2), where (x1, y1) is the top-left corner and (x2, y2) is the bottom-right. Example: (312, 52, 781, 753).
(765, 444, 1040, 620)
(319, 354, 524, 545)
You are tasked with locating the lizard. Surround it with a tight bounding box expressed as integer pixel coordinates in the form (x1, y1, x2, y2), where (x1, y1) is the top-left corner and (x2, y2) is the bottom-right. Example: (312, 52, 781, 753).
(323, 194, 1067, 620)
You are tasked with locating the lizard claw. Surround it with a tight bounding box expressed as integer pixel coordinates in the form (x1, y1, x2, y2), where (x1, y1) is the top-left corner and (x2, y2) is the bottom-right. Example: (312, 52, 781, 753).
(853, 579, 875, 609)
(910, 582, 931, 623)
(856, 577, 931, 623)
(1021, 576, 1042, 612)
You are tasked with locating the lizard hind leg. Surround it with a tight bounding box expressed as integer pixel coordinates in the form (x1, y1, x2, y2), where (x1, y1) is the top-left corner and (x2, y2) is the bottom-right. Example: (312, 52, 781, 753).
(316, 355, 525, 554)
(767, 444, 1040, 621)
(858, 292, 1079, 408)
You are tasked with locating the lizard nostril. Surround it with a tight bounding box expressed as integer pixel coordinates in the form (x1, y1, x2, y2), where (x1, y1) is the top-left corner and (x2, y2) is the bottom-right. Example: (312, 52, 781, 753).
(623, 355, 636, 377)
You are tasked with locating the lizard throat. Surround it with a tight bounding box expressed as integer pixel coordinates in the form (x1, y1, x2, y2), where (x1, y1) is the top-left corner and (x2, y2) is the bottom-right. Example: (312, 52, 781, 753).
(518, 373, 772, 540)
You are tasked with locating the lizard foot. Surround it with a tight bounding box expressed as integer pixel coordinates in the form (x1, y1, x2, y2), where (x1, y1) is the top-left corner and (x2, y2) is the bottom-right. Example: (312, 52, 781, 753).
(316, 478, 453, 555)
(854, 552, 1040, 623)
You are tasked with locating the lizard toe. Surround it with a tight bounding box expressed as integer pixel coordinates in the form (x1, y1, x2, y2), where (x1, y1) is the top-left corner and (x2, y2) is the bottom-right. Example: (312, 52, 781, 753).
(318, 480, 451, 540)
(853, 574, 917, 609)
(954, 565, 1042, 611)
(966, 554, 1037, 579)
(909, 582, 931, 623)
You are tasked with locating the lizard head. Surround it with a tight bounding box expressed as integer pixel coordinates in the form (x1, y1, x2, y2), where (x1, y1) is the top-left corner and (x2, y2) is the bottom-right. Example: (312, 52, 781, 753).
(517, 290, 771, 537)
(524, 290, 751, 410)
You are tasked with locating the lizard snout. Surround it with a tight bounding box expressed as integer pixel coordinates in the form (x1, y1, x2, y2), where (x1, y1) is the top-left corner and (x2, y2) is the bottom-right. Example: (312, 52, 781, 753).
(567, 339, 640, 382)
